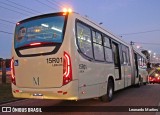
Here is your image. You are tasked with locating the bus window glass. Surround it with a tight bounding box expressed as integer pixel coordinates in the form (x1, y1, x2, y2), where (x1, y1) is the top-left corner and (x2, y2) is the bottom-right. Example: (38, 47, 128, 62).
(122, 51, 127, 64)
(105, 48, 113, 62)
(93, 32, 102, 44)
(77, 22, 93, 58)
(92, 31, 96, 43)
(112, 43, 119, 66)
(121, 45, 130, 64)
(104, 36, 110, 48)
(14, 16, 65, 48)
(94, 43, 104, 61)
(126, 47, 130, 64)
(138, 55, 142, 67)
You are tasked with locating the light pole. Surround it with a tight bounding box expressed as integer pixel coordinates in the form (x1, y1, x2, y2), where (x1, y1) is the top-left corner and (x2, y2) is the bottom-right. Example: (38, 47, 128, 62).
(148, 50, 152, 67)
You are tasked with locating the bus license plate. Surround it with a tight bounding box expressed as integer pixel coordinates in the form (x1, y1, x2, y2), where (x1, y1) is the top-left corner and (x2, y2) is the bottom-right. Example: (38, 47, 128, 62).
(32, 94, 44, 99)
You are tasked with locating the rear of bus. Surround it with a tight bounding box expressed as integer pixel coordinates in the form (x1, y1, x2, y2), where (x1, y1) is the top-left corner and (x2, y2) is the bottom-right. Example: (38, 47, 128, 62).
(11, 12, 78, 100)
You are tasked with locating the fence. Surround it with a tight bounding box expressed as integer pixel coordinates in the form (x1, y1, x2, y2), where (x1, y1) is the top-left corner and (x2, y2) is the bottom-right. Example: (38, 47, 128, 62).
(0, 60, 11, 84)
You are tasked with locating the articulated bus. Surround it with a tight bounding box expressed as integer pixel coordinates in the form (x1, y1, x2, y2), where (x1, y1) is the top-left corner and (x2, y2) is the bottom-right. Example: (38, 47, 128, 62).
(11, 11, 148, 102)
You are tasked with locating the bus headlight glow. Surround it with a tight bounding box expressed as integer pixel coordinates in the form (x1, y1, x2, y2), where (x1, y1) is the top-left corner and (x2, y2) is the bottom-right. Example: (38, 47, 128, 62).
(155, 73, 159, 77)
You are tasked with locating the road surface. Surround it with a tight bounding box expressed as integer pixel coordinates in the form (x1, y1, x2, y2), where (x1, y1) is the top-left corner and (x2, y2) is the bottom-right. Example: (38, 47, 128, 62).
(0, 84, 160, 115)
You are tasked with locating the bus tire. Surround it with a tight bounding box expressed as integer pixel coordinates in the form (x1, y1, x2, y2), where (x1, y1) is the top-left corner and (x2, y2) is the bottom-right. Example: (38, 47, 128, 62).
(144, 82, 147, 85)
(136, 76, 142, 87)
(137, 80, 141, 87)
(100, 79, 114, 102)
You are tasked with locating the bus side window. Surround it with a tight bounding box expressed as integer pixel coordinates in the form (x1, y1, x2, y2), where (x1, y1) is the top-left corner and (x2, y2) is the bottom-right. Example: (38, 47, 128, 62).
(76, 22, 93, 58)
(121, 44, 130, 65)
(138, 55, 142, 68)
(92, 31, 105, 61)
(103, 36, 113, 62)
(122, 51, 127, 65)
(104, 36, 111, 48)
(126, 47, 130, 65)
(112, 42, 119, 67)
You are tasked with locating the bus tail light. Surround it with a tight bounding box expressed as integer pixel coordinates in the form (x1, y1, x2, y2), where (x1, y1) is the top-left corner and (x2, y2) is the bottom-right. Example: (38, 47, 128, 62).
(11, 57, 16, 85)
(63, 52, 72, 86)
(30, 42, 42, 46)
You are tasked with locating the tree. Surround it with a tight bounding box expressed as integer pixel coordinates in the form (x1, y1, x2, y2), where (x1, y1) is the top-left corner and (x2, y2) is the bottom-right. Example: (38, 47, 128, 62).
(141, 50, 150, 61)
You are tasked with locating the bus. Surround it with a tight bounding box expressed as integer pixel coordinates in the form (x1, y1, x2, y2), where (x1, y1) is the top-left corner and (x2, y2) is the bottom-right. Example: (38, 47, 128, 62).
(11, 11, 148, 102)
(132, 47, 148, 86)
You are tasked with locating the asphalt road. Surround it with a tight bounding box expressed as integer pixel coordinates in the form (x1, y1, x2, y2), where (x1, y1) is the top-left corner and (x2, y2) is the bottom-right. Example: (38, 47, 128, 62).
(1, 84, 160, 115)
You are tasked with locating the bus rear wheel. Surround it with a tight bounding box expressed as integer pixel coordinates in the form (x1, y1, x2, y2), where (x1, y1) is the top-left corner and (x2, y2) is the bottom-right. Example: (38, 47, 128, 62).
(100, 79, 114, 102)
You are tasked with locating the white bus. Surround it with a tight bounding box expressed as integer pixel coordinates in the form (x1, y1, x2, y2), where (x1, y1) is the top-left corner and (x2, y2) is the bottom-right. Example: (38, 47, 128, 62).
(11, 11, 148, 102)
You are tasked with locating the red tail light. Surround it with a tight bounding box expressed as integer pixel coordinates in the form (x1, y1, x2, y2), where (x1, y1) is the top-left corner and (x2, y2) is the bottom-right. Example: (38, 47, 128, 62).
(149, 77, 152, 80)
(11, 57, 16, 85)
(30, 42, 42, 46)
(63, 52, 72, 85)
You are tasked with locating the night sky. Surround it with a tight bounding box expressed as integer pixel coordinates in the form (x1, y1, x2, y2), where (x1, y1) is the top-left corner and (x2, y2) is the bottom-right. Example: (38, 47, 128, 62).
(0, 0, 160, 58)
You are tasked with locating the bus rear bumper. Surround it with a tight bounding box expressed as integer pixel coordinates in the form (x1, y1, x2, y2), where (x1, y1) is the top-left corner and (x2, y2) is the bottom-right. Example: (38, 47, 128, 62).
(12, 80, 79, 100)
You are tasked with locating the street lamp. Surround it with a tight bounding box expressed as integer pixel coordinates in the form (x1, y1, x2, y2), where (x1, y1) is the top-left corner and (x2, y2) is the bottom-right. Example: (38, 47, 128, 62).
(148, 50, 151, 54)
(154, 53, 156, 56)
(136, 45, 141, 49)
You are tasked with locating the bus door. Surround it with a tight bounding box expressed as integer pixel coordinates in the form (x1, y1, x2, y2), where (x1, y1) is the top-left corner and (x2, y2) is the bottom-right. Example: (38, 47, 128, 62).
(121, 45, 132, 87)
(134, 53, 139, 78)
(122, 52, 131, 87)
(112, 42, 121, 80)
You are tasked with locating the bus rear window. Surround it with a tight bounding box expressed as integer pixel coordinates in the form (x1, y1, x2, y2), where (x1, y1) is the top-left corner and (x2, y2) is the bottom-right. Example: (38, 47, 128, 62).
(14, 15, 65, 49)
